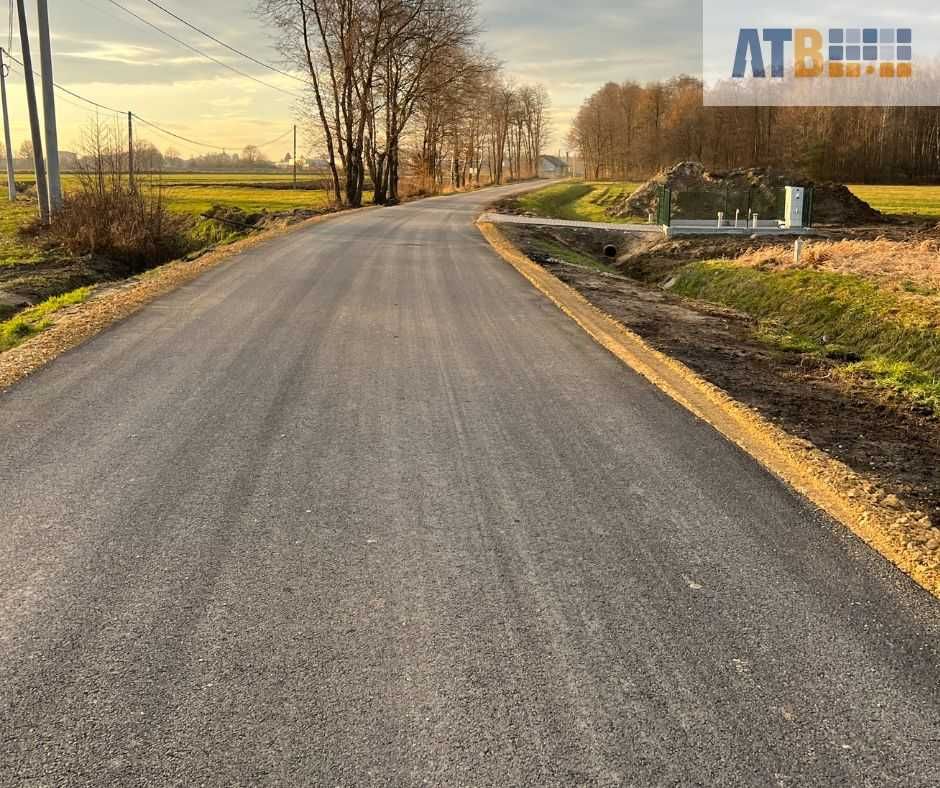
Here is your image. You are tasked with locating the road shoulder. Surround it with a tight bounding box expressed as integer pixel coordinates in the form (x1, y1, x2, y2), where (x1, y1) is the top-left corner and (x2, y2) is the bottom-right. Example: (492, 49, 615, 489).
(477, 219, 940, 599)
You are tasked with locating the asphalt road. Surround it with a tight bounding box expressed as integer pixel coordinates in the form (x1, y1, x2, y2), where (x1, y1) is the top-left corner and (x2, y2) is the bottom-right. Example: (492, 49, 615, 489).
(1, 184, 938, 786)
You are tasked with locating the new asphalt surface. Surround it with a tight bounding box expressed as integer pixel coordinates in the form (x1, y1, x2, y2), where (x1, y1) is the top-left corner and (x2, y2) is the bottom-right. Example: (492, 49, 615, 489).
(1, 184, 938, 785)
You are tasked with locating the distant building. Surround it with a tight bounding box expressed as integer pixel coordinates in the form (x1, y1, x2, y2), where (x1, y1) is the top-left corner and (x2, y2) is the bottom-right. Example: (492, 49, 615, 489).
(538, 154, 570, 179)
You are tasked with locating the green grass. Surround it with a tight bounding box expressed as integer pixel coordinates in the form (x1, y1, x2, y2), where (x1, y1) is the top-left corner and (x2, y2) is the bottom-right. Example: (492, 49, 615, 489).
(527, 236, 616, 273)
(15, 171, 306, 188)
(0, 286, 91, 351)
(515, 180, 642, 222)
(848, 184, 940, 218)
(159, 185, 336, 215)
(0, 198, 46, 266)
(669, 261, 940, 412)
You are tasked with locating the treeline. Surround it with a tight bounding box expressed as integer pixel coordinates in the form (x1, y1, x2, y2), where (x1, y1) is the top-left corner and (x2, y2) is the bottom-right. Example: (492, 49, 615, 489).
(62, 140, 324, 175)
(260, 0, 549, 206)
(568, 77, 940, 183)
(416, 75, 549, 193)
(132, 145, 278, 172)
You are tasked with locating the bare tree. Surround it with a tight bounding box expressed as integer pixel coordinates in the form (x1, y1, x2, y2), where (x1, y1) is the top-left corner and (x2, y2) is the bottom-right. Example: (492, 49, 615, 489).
(261, 0, 549, 203)
(241, 144, 263, 165)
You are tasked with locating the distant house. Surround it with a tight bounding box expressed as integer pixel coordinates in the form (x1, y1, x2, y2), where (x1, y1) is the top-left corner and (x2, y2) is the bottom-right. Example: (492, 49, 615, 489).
(538, 154, 569, 179)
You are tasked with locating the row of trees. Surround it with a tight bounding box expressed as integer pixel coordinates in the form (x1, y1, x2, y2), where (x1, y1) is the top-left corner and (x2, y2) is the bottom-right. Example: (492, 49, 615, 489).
(6, 140, 311, 173)
(260, 0, 549, 206)
(568, 77, 940, 183)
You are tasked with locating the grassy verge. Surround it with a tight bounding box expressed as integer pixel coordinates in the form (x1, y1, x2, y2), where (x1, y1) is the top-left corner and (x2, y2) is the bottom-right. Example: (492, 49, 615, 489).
(514, 181, 642, 222)
(0, 198, 48, 267)
(668, 261, 940, 411)
(0, 286, 92, 351)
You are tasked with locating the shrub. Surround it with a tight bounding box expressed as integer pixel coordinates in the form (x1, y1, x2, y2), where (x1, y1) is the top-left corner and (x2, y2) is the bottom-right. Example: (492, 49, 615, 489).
(43, 181, 194, 271)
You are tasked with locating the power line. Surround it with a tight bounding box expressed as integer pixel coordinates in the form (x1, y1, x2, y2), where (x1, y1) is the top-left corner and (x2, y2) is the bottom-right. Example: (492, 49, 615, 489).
(140, 0, 307, 85)
(3, 48, 123, 113)
(256, 127, 292, 148)
(132, 112, 231, 151)
(103, 0, 302, 99)
(3, 48, 294, 155)
(6, 60, 113, 118)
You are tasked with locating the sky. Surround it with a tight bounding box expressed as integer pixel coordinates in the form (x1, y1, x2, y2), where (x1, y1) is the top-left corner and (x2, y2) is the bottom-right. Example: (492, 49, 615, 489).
(5, 0, 702, 161)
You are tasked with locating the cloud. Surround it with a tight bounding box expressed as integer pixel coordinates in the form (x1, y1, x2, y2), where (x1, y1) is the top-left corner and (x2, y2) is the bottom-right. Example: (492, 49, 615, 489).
(46, 0, 705, 149)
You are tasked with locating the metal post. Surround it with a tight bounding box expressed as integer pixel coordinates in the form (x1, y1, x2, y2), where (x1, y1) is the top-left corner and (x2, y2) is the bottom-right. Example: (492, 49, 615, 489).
(0, 49, 16, 201)
(36, 0, 60, 212)
(15, 0, 48, 224)
(292, 124, 297, 189)
(127, 111, 134, 190)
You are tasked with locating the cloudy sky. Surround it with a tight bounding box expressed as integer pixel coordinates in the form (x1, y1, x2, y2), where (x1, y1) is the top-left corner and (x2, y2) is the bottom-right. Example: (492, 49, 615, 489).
(6, 0, 701, 159)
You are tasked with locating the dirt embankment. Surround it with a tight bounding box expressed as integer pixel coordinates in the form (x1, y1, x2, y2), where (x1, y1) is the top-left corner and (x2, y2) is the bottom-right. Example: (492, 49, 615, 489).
(499, 221, 940, 540)
(611, 161, 886, 225)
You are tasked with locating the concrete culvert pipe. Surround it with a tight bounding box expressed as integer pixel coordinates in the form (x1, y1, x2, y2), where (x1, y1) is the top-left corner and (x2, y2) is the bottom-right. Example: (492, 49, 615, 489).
(603, 244, 617, 258)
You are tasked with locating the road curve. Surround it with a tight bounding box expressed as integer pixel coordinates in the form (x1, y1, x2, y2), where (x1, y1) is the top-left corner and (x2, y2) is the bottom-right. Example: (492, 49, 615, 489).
(1, 185, 937, 786)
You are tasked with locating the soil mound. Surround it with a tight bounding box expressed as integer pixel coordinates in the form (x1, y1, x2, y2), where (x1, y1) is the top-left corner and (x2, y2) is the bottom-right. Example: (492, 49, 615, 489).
(611, 161, 883, 225)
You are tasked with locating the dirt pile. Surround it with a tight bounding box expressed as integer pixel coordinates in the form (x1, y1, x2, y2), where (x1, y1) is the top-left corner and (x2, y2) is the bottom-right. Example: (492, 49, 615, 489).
(202, 204, 323, 230)
(610, 161, 884, 225)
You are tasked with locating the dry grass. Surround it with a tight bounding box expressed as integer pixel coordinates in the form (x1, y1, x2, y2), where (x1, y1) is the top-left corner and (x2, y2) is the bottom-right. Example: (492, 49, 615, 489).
(735, 238, 940, 295)
(670, 239, 940, 414)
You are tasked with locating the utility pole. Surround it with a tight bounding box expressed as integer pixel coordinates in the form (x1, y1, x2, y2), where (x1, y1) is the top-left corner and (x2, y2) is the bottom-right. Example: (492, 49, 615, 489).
(0, 49, 16, 201)
(127, 111, 134, 190)
(292, 124, 297, 189)
(36, 0, 60, 212)
(15, 0, 48, 224)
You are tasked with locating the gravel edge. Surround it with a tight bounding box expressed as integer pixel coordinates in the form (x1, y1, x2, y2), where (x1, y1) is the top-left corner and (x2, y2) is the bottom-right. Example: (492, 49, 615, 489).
(478, 219, 940, 599)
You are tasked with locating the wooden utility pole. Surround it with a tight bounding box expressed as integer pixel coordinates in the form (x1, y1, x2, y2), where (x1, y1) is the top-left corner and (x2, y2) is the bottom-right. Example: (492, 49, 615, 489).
(36, 0, 60, 212)
(127, 111, 135, 190)
(15, 0, 48, 224)
(0, 49, 16, 201)
(292, 125, 297, 189)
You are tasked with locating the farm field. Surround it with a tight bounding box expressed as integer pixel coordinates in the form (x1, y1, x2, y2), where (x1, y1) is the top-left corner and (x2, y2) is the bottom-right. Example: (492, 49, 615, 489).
(848, 185, 940, 218)
(11, 171, 338, 211)
(13, 170, 309, 186)
(159, 185, 336, 214)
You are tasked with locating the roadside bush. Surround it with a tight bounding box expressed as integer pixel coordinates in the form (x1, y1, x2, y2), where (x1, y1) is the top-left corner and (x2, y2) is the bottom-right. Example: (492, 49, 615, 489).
(30, 118, 196, 272)
(42, 182, 194, 272)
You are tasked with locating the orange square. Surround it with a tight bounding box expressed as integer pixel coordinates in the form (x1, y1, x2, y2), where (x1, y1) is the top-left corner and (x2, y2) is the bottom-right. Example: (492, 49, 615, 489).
(879, 62, 895, 77)
(846, 62, 861, 78)
(828, 61, 845, 77)
(898, 62, 912, 78)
